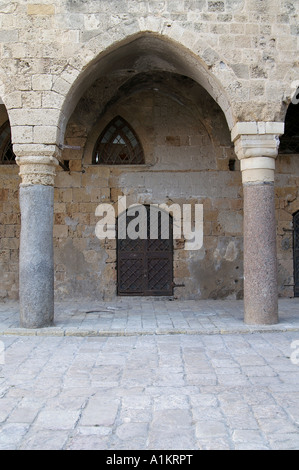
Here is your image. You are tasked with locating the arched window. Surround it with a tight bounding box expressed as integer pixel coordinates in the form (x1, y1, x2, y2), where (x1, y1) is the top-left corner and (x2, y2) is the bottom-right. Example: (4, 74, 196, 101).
(93, 116, 144, 165)
(0, 121, 16, 164)
(279, 103, 299, 154)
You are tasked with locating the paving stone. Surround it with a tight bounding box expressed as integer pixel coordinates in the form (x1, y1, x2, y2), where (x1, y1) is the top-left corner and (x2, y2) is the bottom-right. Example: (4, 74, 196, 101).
(116, 422, 149, 441)
(232, 429, 269, 449)
(65, 435, 110, 450)
(192, 406, 224, 421)
(0, 398, 19, 422)
(267, 433, 299, 450)
(121, 395, 151, 410)
(6, 407, 40, 424)
(148, 430, 196, 451)
(257, 417, 299, 435)
(153, 394, 189, 410)
(195, 419, 228, 438)
(0, 423, 30, 450)
(34, 409, 81, 430)
(80, 397, 120, 426)
(75, 425, 111, 436)
(120, 408, 152, 423)
(199, 437, 232, 450)
(19, 428, 70, 450)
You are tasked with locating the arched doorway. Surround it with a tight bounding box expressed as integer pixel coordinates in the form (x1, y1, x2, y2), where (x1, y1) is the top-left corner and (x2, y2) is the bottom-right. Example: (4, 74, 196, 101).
(279, 102, 299, 154)
(56, 32, 243, 303)
(117, 205, 173, 296)
(0, 120, 16, 164)
(0, 107, 19, 302)
(294, 211, 299, 298)
(280, 99, 299, 298)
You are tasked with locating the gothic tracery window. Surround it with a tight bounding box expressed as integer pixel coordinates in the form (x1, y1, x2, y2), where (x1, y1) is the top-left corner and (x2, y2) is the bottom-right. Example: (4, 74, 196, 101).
(93, 116, 144, 165)
(0, 121, 16, 164)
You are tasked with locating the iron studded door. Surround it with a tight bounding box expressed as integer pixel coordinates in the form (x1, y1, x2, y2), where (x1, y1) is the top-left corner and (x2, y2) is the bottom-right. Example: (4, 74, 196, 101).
(117, 206, 173, 296)
(294, 212, 299, 297)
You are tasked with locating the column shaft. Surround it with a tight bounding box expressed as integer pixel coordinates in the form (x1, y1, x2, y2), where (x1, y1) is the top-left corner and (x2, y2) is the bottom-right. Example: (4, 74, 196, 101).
(19, 185, 54, 328)
(231, 122, 285, 325)
(243, 183, 278, 324)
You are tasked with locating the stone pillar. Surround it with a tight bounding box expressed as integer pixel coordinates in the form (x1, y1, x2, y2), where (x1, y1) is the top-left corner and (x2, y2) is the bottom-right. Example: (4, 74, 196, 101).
(232, 122, 285, 325)
(16, 154, 59, 328)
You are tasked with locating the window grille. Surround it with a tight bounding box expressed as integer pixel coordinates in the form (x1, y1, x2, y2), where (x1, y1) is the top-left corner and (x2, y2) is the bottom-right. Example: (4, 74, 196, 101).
(93, 116, 144, 165)
(0, 121, 16, 164)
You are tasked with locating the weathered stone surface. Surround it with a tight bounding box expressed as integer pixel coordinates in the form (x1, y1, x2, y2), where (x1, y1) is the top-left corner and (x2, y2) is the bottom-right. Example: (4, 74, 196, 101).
(1, 328, 299, 449)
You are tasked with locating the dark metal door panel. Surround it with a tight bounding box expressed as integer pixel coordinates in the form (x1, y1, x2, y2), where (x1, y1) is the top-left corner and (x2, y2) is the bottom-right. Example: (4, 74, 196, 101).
(146, 254, 173, 295)
(117, 206, 173, 296)
(118, 257, 144, 294)
(117, 237, 146, 295)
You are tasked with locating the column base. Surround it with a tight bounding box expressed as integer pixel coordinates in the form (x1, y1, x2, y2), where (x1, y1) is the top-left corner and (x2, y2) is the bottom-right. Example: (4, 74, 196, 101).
(244, 309, 278, 326)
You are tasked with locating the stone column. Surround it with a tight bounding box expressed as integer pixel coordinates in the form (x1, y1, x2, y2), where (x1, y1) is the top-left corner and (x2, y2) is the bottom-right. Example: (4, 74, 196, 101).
(16, 154, 59, 328)
(232, 122, 285, 325)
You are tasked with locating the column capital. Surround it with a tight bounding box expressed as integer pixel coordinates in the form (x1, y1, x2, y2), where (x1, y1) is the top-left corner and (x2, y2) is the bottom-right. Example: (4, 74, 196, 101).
(16, 155, 59, 187)
(231, 121, 285, 183)
(231, 121, 285, 159)
(14, 144, 60, 187)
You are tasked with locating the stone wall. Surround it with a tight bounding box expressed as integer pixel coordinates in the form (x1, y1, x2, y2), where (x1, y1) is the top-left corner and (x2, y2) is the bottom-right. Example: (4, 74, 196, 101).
(0, 107, 19, 300)
(1, 147, 298, 302)
(1, 78, 298, 301)
(47, 73, 242, 301)
(0, 0, 297, 143)
(276, 154, 299, 298)
(0, 165, 19, 300)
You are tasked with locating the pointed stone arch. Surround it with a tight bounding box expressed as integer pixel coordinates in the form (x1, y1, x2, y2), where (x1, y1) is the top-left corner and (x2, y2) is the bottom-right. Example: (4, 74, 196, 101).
(0, 74, 7, 109)
(57, 32, 237, 146)
(279, 95, 299, 155)
(0, 120, 16, 164)
(277, 80, 299, 123)
(0, 85, 16, 166)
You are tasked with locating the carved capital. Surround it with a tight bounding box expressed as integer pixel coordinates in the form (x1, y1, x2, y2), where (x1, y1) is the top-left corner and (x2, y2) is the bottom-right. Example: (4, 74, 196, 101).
(16, 156, 59, 187)
(233, 134, 280, 160)
(231, 122, 284, 160)
(231, 122, 285, 184)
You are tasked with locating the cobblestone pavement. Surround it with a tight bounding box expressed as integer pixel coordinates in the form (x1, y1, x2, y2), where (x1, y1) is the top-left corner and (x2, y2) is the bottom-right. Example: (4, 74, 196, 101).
(0, 298, 299, 336)
(0, 299, 299, 450)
